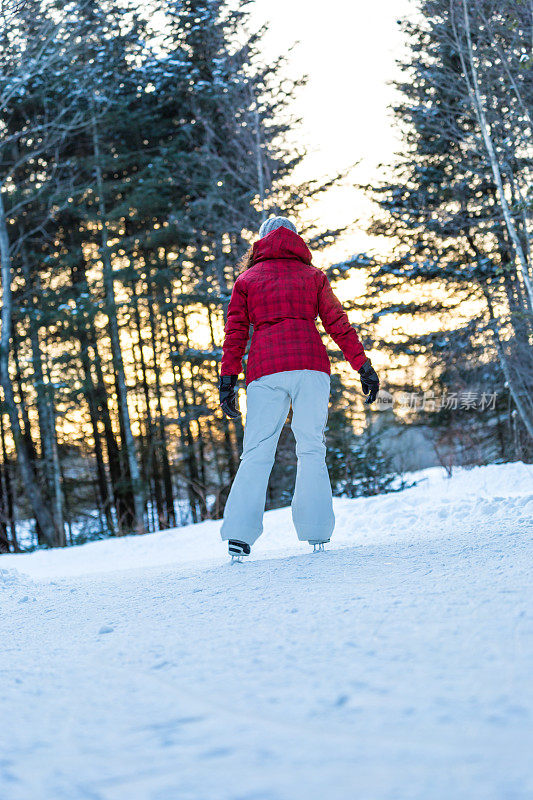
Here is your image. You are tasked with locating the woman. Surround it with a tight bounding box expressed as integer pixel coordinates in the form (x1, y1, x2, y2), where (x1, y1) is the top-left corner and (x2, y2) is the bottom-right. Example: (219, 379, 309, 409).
(218, 216, 380, 560)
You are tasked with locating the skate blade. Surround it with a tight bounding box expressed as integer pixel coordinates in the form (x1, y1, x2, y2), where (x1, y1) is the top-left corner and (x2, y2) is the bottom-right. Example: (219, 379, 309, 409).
(312, 543, 326, 552)
(230, 555, 244, 564)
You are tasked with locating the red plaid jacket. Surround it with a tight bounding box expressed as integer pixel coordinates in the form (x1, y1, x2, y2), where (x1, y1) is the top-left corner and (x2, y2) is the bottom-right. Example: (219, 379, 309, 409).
(220, 227, 367, 385)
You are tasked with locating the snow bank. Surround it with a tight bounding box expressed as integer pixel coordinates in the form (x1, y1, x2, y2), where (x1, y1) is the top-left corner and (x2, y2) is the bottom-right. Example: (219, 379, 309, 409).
(2, 461, 531, 581)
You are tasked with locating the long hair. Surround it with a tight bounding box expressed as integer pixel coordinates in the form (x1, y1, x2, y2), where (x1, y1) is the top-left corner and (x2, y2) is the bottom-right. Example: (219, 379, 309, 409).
(238, 245, 254, 273)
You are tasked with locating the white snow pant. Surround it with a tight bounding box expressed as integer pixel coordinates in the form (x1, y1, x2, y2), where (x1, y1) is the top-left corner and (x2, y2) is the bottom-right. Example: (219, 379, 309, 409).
(221, 369, 335, 547)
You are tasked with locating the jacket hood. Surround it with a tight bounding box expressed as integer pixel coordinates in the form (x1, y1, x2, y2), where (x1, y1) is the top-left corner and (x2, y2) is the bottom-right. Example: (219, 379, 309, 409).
(252, 226, 312, 266)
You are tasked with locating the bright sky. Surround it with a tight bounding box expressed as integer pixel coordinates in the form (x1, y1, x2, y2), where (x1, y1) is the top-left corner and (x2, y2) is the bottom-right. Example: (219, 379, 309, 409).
(251, 0, 415, 263)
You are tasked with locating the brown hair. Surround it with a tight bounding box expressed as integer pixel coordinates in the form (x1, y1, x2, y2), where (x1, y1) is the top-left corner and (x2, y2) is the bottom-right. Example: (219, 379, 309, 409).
(237, 245, 254, 273)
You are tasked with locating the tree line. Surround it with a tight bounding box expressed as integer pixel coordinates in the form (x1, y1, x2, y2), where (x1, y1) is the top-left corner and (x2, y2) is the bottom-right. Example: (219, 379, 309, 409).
(359, 0, 532, 462)
(3, 0, 528, 553)
(0, 0, 374, 552)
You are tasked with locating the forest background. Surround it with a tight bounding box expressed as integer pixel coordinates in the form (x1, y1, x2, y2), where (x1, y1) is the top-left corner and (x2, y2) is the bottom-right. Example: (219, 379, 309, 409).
(0, 0, 530, 551)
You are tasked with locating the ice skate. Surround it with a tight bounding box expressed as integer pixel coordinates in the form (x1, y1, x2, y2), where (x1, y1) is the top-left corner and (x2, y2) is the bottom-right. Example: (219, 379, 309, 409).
(308, 539, 330, 553)
(228, 540, 251, 563)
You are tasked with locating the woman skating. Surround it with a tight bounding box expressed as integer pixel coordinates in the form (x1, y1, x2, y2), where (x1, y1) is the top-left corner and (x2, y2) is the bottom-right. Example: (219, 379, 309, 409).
(218, 217, 380, 560)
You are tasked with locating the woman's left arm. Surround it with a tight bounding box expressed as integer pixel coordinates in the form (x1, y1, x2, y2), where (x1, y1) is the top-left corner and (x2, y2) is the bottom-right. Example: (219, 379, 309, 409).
(317, 272, 367, 372)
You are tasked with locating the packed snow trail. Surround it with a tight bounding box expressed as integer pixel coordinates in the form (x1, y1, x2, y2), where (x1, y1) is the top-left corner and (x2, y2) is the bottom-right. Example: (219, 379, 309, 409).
(1, 463, 532, 800)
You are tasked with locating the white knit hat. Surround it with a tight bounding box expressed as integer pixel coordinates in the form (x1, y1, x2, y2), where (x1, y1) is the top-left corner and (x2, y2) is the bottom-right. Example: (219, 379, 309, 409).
(258, 216, 297, 239)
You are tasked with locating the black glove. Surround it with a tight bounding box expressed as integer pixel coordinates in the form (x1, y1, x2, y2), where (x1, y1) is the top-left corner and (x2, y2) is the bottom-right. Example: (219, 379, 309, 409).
(219, 375, 241, 419)
(359, 359, 380, 405)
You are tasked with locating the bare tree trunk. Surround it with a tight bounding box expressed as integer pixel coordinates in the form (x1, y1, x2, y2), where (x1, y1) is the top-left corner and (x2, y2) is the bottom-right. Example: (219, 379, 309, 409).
(0, 408, 18, 551)
(0, 502, 9, 553)
(91, 112, 145, 533)
(0, 191, 57, 546)
(71, 251, 130, 531)
(455, 0, 533, 308)
(12, 330, 38, 466)
(20, 248, 65, 544)
(482, 287, 533, 439)
(81, 352, 117, 536)
(131, 333, 153, 532)
(180, 303, 208, 499)
(145, 263, 175, 528)
(131, 285, 164, 529)
(163, 290, 205, 521)
(68, 244, 119, 534)
(88, 329, 131, 533)
(43, 356, 66, 546)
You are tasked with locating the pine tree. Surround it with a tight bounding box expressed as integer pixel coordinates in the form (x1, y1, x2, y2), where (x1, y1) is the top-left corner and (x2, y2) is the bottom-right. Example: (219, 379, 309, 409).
(361, 0, 532, 457)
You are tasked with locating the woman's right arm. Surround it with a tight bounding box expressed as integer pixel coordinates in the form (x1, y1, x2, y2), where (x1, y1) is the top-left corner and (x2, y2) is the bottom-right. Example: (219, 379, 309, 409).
(220, 277, 250, 377)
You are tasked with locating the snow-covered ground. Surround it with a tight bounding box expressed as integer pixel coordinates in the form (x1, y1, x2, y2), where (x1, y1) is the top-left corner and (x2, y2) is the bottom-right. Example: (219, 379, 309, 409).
(1, 463, 532, 800)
